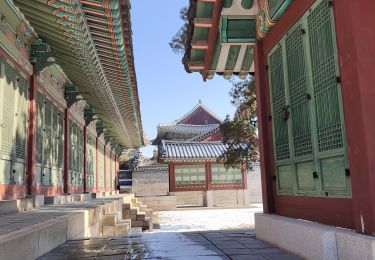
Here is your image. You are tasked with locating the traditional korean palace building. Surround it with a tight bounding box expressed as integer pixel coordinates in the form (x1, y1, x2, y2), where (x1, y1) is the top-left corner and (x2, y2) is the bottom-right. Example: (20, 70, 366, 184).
(182, 0, 375, 240)
(153, 101, 250, 207)
(0, 0, 143, 200)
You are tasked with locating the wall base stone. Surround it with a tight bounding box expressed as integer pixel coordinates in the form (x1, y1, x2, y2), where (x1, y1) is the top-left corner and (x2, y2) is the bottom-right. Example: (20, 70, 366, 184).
(255, 213, 375, 260)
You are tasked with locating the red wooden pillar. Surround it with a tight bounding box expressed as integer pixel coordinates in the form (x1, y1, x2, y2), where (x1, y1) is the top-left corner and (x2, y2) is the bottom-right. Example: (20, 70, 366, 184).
(169, 162, 175, 192)
(95, 137, 99, 192)
(254, 41, 275, 214)
(109, 151, 112, 190)
(206, 162, 212, 191)
(103, 144, 107, 191)
(83, 126, 87, 193)
(63, 108, 69, 194)
(333, 0, 375, 235)
(26, 73, 37, 196)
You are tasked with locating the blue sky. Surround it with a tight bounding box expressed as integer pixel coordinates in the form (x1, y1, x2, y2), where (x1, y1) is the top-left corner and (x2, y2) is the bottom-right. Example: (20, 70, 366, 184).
(131, 1, 236, 157)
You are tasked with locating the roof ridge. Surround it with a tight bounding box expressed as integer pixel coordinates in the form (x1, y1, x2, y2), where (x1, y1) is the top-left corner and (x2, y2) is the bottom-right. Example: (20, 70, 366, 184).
(176, 100, 223, 124)
(162, 139, 223, 145)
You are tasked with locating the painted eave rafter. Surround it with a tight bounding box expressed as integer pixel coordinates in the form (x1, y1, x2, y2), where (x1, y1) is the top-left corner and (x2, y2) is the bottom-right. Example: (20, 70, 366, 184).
(183, 0, 258, 81)
(13, 0, 143, 148)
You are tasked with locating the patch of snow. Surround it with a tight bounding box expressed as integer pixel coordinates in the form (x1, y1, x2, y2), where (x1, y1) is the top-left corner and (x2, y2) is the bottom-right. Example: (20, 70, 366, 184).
(155, 207, 263, 233)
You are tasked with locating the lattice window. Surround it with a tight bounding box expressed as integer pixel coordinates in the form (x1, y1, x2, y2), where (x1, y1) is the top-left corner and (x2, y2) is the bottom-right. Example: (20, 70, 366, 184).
(269, 46, 290, 161)
(267, 0, 350, 198)
(174, 165, 206, 185)
(211, 164, 242, 184)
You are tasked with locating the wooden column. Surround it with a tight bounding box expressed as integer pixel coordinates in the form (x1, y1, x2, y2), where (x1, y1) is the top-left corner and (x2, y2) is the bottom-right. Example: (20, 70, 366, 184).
(103, 144, 106, 191)
(254, 41, 275, 214)
(333, 0, 375, 235)
(109, 151, 114, 190)
(95, 137, 99, 192)
(26, 73, 37, 196)
(169, 162, 175, 192)
(83, 126, 87, 193)
(63, 108, 69, 194)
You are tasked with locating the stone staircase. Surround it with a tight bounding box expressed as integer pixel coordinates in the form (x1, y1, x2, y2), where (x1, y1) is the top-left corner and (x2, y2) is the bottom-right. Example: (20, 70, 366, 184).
(101, 194, 155, 237)
(122, 197, 153, 231)
(101, 212, 131, 237)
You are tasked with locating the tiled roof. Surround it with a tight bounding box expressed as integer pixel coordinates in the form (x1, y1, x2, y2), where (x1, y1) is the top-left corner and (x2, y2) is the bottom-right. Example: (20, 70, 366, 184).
(161, 140, 241, 161)
(160, 124, 219, 135)
(152, 124, 220, 145)
(189, 125, 220, 142)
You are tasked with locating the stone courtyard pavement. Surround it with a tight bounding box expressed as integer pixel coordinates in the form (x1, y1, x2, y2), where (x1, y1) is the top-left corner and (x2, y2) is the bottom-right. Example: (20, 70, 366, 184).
(39, 207, 301, 260)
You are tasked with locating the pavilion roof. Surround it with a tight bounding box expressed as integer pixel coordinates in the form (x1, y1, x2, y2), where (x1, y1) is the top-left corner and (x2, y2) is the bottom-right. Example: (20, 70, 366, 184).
(13, 0, 143, 148)
(152, 124, 220, 145)
(161, 140, 232, 162)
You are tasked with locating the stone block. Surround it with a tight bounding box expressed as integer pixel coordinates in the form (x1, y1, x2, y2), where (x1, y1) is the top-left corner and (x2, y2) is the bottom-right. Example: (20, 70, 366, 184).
(123, 203, 131, 210)
(66, 212, 86, 240)
(0, 200, 18, 215)
(33, 195, 45, 208)
(203, 191, 214, 207)
(102, 213, 117, 226)
(124, 214, 137, 220)
(102, 225, 115, 237)
(73, 194, 84, 202)
(255, 213, 338, 260)
(336, 229, 375, 260)
(131, 220, 144, 228)
(136, 214, 146, 221)
(37, 219, 67, 257)
(0, 228, 39, 260)
(115, 221, 129, 236)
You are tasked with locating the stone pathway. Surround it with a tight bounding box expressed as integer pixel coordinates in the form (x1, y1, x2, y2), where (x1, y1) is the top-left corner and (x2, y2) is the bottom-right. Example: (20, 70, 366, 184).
(39, 230, 302, 260)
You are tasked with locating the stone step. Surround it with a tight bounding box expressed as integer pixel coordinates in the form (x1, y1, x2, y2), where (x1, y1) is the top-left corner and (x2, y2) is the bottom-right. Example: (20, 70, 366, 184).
(143, 217, 153, 231)
(128, 227, 143, 235)
(102, 213, 118, 226)
(131, 198, 138, 204)
(136, 213, 146, 221)
(115, 220, 130, 236)
(122, 203, 131, 210)
(102, 225, 116, 237)
(131, 220, 145, 228)
(122, 208, 138, 215)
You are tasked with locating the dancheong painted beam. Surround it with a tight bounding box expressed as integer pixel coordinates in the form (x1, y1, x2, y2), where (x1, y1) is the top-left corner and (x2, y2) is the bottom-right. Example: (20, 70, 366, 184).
(0, 0, 143, 200)
(13, 0, 143, 148)
(183, 0, 292, 80)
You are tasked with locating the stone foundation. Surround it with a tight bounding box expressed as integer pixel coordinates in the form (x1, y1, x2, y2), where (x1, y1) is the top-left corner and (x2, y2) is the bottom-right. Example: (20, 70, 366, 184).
(255, 213, 375, 260)
(137, 195, 176, 211)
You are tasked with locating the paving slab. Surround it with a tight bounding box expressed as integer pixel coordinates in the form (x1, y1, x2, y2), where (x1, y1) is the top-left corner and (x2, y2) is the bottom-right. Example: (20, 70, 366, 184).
(39, 230, 302, 260)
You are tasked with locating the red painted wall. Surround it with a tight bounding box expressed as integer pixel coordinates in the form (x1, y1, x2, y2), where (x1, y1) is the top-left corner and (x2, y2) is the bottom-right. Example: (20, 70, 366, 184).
(202, 131, 222, 142)
(332, 0, 375, 235)
(254, 0, 366, 231)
